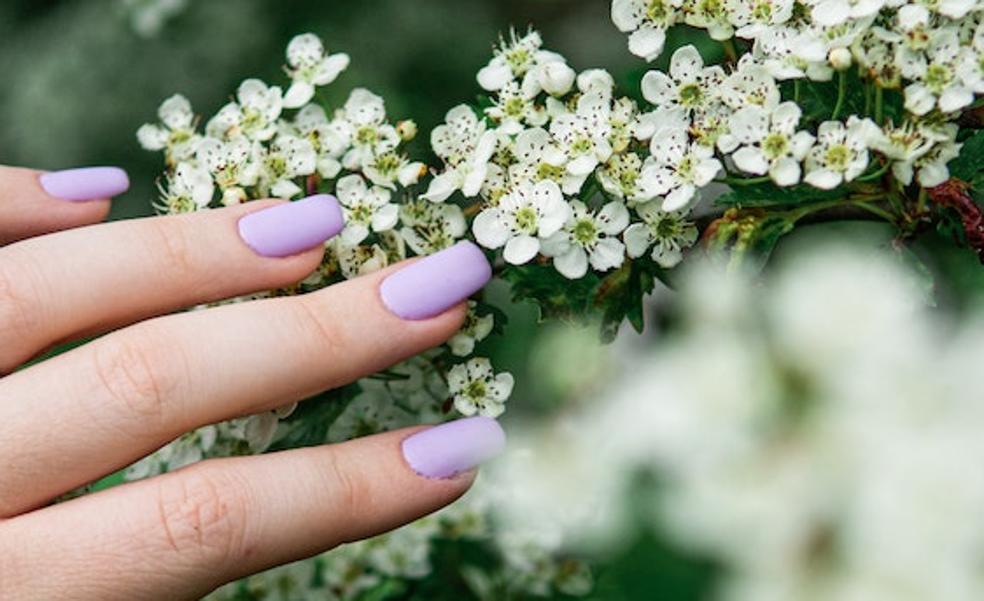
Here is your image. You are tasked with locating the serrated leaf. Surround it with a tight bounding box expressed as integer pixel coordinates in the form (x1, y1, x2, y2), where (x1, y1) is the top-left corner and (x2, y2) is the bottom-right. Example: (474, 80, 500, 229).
(715, 182, 845, 208)
(593, 259, 661, 343)
(269, 384, 360, 451)
(949, 131, 984, 181)
(501, 263, 600, 322)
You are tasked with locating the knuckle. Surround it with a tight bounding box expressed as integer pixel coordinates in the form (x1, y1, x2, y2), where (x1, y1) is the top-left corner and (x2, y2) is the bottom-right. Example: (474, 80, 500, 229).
(291, 296, 353, 357)
(148, 217, 199, 281)
(91, 327, 179, 427)
(152, 466, 251, 566)
(324, 451, 372, 539)
(0, 251, 44, 354)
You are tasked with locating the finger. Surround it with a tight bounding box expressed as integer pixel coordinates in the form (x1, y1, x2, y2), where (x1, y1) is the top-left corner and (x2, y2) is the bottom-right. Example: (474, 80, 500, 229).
(0, 242, 490, 515)
(0, 419, 506, 601)
(0, 166, 128, 245)
(0, 194, 343, 372)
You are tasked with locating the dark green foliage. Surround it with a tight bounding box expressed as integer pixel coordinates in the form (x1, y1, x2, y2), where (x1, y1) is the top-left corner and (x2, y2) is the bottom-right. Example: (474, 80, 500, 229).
(268, 384, 361, 451)
(715, 182, 846, 208)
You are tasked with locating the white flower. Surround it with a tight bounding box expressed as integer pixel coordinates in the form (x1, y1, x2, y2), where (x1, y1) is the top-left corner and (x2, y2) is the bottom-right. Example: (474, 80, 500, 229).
(423, 105, 498, 202)
(472, 180, 570, 265)
(448, 358, 514, 418)
(449, 301, 495, 357)
(157, 162, 213, 213)
(206, 79, 283, 142)
(336, 174, 399, 245)
(910, 124, 962, 188)
(289, 104, 353, 178)
(256, 135, 317, 198)
(137, 94, 200, 162)
(328, 389, 409, 443)
(477, 29, 575, 97)
(399, 200, 467, 255)
(507, 127, 585, 195)
(642, 45, 725, 113)
(644, 126, 722, 211)
(550, 91, 615, 176)
(486, 81, 548, 134)
(542, 200, 630, 279)
(597, 152, 664, 205)
(804, 117, 874, 189)
(197, 136, 257, 190)
(283, 33, 350, 109)
(682, 0, 734, 41)
(624, 202, 699, 268)
(611, 0, 682, 61)
(721, 55, 781, 110)
(754, 26, 831, 81)
(903, 29, 976, 116)
(729, 101, 816, 186)
(335, 232, 405, 279)
(339, 89, 400, 171)
(724, 0, 795, 39)
(869, 121, 944, 185)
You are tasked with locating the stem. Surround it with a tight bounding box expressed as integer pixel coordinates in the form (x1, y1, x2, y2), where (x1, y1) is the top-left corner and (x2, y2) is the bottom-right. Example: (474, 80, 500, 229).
(722, 38, 738, 64)
(831, 70, 847, 121)
(916, 188, 929, 214)
(864, 82, 873, 116)
(794, 79, 802, 105)
(874, 86, 884, 125)
(856, 160, 891, 182)
(717, 175, 773, 187)
(851, 201, 895, 222)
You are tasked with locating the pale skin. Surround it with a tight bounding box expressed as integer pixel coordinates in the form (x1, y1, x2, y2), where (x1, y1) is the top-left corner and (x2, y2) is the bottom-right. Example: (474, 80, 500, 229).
(0, 166, 476, 600)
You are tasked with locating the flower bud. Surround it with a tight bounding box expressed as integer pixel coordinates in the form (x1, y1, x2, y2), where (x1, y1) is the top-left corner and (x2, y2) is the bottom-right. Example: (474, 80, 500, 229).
(539, 62, 576, 97)
(397, 120, 418, 141)
(829, 47, 852, 71)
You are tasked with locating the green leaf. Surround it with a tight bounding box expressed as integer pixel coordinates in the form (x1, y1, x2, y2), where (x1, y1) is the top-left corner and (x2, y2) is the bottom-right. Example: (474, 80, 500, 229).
(501, 263, 600, 322)
(949, 131, 984, 181)
(268, 384, 360, 451)
(715, 182, 845, 208)
(593, 259, 662, 343)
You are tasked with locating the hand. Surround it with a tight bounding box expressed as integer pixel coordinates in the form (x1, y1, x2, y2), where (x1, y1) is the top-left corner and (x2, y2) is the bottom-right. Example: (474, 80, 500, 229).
(0, 166, 505, 600)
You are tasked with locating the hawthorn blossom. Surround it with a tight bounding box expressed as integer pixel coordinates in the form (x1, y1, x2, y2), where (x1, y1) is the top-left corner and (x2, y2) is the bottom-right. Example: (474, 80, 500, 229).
(611, 0, 681, 61)
(255, 135, 317, 198)
(641, 45, 725, 113)
(449, 302, 495, 357)
(729, 101, 816, 186)
(725, 0, 795, 39)
(721, 55, 781, 110)
(507, 127, 585, 194)
(338, 89, 400, 171)
(448, 358, 514, 418)
(549, 91, 614, 177)
(486, 81, 548, 134)
(541, 201, 630, 279)
(336, 174, 399, 245)
(197, 136, 256, 194)
(869, 120, 944, 185)
(644, 126, 722, 211)
(423, 105, 498, 202)
(283, 33, 350, 109)
(157, 162, 213, 213)
(399, 200, 467, 255)
(624, 203, 698, 268)
(477, 30, 576, 97)
(206, 79, 283, 142)
(597, 152, 663, 205)
(903, 28, 976, 115)
(804, 117, 874, 189)
(473, 180, 570, 265)
(808, 0, 885, 27)
(288, 103, 352, 178)
(137, 94, 200, 163)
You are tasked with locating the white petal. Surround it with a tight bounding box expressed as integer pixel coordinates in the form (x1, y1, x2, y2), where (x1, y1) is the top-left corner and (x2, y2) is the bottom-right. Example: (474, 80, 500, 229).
(137, 124, 168, 151)
(938, 86, 974, 114)
(503, 235, 541, 265)
(589, 238, 626, 272)
(733, 146, 770, 175)
(624, 223, 652, 259)
(477, 61, 514, 92)
(554, 247, 589, 279)
(311, 53, 350, 86)
(598, 201, 631, 235)
(628, 26, 667, 62)
(670, 45, 704, 82)
(284, 81, 316, 109)
(472, 210, 510, 249)
(371, 204, 400, 232)
(641, 70, 675, 108)
(804, 168, 842, 189)
(770, 157, 801, 186)
(663, 184, 696, 211)
(421, 171, 460, 203)
(729, 107, 770, 144)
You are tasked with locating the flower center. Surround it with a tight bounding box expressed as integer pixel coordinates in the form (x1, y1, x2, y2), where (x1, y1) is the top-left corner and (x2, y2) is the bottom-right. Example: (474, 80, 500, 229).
(505, 48, 532, 75)
(372, 152, 402, 176)
(571, 136, 594, 156)
(356, 126, 378, 146)
(514, 206, 539, 234)
(751, 1, 773, 21)
(676, 156, 695, 181)
(654, 216, 679, 239)
(824, 144, 851, 171)
(572, 219, 598, 246)
(925, 64, 952, 93)
(678, 83, 704, 108)
(647, 0, 670, 23)
(503, 97, 527, 118)
(348, 204, 374, 225)
(762, 132, 789, 159)
(464, 379, 488, 401)
(536, 162, 566, 183)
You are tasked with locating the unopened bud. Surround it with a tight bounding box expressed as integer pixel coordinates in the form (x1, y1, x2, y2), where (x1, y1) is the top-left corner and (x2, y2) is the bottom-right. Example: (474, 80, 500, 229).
(829, 47, 852, 71)
(397, 120, 418, 141)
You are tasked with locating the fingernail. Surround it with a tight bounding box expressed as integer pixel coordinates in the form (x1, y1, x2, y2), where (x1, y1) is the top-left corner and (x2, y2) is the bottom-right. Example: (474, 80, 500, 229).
(39, 167, 130, 202)
(402, 417, 506, 479)
(238, 194, 345, 258)
(380, 241, 492, 320)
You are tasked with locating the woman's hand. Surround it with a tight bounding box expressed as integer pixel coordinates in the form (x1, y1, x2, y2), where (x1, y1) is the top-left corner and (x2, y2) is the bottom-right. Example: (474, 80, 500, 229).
(0, 166, 505, 600)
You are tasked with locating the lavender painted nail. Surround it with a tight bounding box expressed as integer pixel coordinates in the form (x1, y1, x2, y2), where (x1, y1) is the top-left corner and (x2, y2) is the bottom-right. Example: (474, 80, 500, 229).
(238, 194, 345, 258)
(402, 417, 506, 479)
(39, 167, 130, 202)
(380, 241, 492, 320)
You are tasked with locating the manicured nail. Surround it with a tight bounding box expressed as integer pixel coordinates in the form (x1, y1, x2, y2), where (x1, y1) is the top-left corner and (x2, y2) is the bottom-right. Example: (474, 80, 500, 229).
(39, 167, 130, 202)
(402, 417, 506, 479)
(238, 194, 344, 258)
(380, 241, 492, 320)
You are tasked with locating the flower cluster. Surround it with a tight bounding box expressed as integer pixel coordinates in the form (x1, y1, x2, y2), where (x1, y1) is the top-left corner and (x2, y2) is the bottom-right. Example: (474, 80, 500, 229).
(489, 245, 984, 601)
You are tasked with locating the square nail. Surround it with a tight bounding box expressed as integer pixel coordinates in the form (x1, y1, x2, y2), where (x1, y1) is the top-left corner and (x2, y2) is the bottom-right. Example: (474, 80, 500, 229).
(39, 167, 130, 202)
(402, 417, 506, 479)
